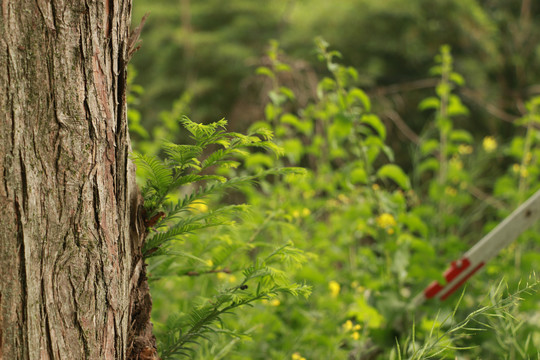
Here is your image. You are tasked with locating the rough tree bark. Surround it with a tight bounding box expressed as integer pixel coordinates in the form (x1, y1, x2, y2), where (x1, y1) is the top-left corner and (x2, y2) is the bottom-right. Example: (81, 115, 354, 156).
(0, 1, 156, 359)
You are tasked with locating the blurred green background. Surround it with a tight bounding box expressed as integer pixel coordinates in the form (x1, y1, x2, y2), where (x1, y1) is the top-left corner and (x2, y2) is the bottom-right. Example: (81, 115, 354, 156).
(131, 0, 540, 164)
(129, 1, 540, 359)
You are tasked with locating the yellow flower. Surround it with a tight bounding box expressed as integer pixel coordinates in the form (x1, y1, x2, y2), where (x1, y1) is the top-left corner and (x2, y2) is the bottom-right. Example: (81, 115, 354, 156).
(292, 352, 306, 360)
(353, 324, 362, 331)
(458, 144, 473, 155)
(216, 272, 227, 280)
(450, 156, 463, 170)
(206, 259, 214, 267)
(329, 280, 341, 298)
(342, 320, 353, 332)
(270, 299, 281, 307)
(292, 210, 300, 218)
(190, 200, 208, 213)
(512, 164, 529, 177)
(372, 184, 380, 191)
(482, 136, 497, 152)
(376, 213, 396, 229)
(302, 208, 311, 217)
(351, 332, 360, 340)
(444, 186, 457, 197)
(387, 228, 395, 235)
(228, 275, 237, 283)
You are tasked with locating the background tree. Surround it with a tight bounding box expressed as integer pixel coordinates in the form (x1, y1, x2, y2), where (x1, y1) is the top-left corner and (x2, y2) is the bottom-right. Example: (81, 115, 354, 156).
(0, 1, 155, 359)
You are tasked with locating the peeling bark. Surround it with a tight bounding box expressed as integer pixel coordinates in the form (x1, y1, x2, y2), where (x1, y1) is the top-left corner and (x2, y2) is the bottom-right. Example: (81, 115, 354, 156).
(0, 1, 156, 359)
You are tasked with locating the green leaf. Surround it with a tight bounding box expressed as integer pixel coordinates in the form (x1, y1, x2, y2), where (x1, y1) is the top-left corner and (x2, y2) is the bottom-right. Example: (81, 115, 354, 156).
(377, 164, 411, 189)
(280, 113, 313, 135)
(449, 129, 473, 144)
(317, 77, 336, 98)
(283, 138, 304, 163)
(365, 136, 383, 164)
(418, 97, 440, 111)
(418, 158, 440, 174)
(450, 72, 465, 86)
(255, 66, 275, 79)
(132, 153, 173, 194)
(275, 63, 291, 73)
(399, 213, 428, 238)
(264, 103, 280, 121)
(279, 86, 295, 100)
(448, 95, 469, 117)
(329, 114, 352, 139)
(361, 114, 386, 140)
(348, 88, 371, 111)
(420, 139, 439, 156)
(350, 167, 368, 184)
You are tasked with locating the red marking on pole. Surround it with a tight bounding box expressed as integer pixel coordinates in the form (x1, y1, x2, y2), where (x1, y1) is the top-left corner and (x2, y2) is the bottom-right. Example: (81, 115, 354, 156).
(425, 281, 443, 299)
(444, 258, 471, 282)
(424, 257, 472, 299)
(440, 262, 485, 300)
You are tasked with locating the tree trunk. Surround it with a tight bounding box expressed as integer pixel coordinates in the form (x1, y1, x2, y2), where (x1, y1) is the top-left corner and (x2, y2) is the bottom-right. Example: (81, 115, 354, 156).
(0, 1, 155, 359)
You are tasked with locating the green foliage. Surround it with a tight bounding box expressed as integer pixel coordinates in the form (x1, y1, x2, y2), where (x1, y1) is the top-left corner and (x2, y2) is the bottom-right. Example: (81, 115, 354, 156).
(132, 115, 309, 357)
(395, 278, 540, 359)
(157, 243, 311, 359)
(130, 37, 540, 359)
(132, 0, 540, 172)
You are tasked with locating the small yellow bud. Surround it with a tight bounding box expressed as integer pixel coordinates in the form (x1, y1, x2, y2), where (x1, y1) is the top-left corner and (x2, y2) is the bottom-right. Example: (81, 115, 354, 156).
(482, 136, 497, 152)
(342, 320, 353, 332)
(450, 156, 463, 170)
(351, 332, 360, 340)
(329, 280, 341, 298)
(376, 213, 396, 229)
(458, 144, 473, 155)
(270, 299, 281, 307)
(216, 272, 227, 280)
(444, 187, 457, 197)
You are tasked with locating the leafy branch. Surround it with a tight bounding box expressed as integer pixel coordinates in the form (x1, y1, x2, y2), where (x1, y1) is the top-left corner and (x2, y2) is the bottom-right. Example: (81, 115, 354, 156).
(133, 116, 304, 257)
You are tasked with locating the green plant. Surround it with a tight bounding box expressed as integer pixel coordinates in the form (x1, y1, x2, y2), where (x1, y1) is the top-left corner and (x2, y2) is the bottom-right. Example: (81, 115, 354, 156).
(129, 38, 540, 359)
(394, 277, 539, 360)
(132, 116, 310, 357)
